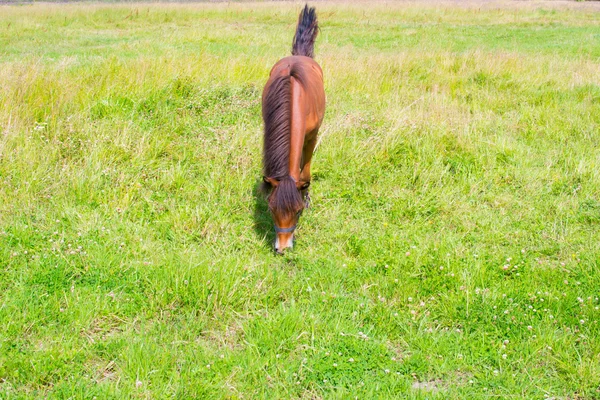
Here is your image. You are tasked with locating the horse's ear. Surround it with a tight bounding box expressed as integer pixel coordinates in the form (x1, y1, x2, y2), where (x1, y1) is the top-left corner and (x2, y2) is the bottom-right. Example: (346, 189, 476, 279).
(263, 176, 279, 187)
(296, 180, 310, 190)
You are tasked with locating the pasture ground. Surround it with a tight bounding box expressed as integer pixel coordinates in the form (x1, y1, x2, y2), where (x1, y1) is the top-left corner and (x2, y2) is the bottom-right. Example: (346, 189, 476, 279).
(1, 1, 600, 398)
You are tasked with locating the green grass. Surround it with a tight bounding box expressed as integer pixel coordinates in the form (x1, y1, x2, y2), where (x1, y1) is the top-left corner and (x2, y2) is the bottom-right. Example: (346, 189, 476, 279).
(1, 1, 600, 398)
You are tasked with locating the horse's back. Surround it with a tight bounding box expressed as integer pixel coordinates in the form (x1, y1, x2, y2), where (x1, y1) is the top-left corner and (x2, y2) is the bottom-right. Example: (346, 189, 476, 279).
(266, 56, 325, 130)
(269, 56, 322, 79)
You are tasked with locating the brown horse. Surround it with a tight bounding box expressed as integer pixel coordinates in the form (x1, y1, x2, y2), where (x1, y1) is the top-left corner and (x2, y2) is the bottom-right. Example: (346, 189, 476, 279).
(261, 5, 326, 254)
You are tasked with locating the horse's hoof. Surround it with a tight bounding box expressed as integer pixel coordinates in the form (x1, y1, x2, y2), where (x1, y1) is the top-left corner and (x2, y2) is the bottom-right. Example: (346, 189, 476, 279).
(304, 192, 311, 209)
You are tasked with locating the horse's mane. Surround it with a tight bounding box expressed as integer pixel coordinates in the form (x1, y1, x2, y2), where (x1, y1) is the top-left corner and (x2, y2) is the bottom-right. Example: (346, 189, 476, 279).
(262, 66, 308, 217)
(262, 74, 291, 182)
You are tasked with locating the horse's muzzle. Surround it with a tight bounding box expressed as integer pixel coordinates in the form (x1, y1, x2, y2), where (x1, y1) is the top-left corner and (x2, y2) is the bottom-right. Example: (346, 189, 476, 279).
(275, 233, 294, 254)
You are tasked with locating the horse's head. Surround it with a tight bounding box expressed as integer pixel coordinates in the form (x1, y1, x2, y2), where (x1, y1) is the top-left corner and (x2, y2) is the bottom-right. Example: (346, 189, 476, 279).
(263, 176, 309, 254)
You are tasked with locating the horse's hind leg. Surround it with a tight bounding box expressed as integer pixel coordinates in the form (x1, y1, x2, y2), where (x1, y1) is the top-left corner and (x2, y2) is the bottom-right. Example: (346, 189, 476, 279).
(300, 129, 318, 208)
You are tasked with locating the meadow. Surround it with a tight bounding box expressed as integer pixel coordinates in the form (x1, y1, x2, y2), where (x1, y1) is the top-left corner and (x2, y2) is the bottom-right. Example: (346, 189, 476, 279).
(1, 1, 600, 398)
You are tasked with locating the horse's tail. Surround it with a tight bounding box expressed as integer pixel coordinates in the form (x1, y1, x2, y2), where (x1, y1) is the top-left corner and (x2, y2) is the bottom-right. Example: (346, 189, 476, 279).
(292, 4, 318, 59)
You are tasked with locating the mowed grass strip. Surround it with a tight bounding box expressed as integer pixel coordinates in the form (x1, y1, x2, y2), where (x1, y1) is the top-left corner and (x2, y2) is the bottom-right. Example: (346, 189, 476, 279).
(0, 2, 599, 398)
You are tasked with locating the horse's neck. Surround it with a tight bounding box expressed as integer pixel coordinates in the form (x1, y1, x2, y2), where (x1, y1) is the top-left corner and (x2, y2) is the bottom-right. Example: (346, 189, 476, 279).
(288, 76, 306, 181)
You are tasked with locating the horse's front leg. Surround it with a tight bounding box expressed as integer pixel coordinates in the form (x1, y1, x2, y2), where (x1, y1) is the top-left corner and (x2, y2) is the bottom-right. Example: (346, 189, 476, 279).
(300, 129, 318, 208)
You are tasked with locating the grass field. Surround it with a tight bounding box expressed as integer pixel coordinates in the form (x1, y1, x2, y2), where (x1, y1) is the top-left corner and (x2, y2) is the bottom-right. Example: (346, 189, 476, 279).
(1, 1, 600, 398)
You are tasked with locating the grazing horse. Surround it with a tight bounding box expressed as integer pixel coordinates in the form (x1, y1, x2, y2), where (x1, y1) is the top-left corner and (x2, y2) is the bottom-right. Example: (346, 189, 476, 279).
(261, 5, 326, 254)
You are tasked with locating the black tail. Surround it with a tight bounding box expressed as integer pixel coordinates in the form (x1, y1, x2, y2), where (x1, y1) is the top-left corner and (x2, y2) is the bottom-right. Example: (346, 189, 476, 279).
(292, 4, 318, 58)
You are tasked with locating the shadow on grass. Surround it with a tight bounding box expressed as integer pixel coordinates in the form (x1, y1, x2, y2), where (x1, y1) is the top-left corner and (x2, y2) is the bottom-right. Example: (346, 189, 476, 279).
(253, 180, 275, 251)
